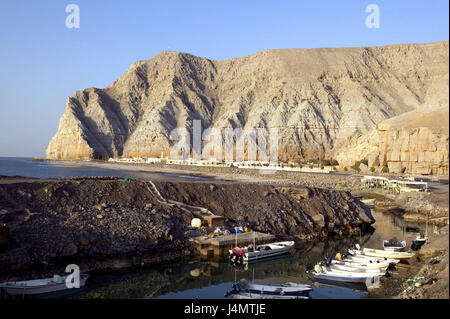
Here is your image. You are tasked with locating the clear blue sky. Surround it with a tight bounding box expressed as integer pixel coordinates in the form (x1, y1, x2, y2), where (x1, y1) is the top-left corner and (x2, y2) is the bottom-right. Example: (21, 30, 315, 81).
(0, 0, 448, 157)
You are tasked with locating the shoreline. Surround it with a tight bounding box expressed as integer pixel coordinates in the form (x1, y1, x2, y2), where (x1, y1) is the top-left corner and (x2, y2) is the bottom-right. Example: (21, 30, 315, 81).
(35, 159, 450, 227)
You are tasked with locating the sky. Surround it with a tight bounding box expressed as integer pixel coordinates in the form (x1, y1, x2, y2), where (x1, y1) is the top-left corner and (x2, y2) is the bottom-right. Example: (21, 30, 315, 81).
(0, 0, 448, 157)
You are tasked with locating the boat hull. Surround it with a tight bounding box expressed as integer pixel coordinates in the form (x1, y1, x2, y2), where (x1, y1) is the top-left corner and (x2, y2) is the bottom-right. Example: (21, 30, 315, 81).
(0, 275, 88, 296)
(361, 248, 414, 260)
(232, 292, 308, 299)
(246, 282, 312, 296)
(331, 260, 390, 270)
(348, 250, 404, 263)
(229, 241, 294, 262)
(382, 240, 407, 252)
(412, 239, 427, 245)
(312, 272, 379, 285)
(328, 265, 385, 275)
(245, 246, 292, 261)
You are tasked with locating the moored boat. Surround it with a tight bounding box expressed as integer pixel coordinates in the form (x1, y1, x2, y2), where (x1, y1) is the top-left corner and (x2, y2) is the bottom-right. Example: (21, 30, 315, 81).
(327, 264, 386, 275)
(231, 292, 309, 299)
(360, 248, 414, 260)
(225, 278, 312, 297)
(382, 239, 407, 251)
(412, 235, 428, 246)
(229, 241, 294, 262)
(0, 274, 89, 296)
(311, 265, 379, 286)
(347, 250, 400, 264)
(330, 259, 390, 270)
(318, 259, 386, 275)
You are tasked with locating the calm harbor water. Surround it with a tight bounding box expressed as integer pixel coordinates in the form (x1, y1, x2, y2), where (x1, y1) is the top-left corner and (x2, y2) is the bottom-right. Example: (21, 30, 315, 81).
(0, 157, 427, 299)
(0, 157, 210, 182)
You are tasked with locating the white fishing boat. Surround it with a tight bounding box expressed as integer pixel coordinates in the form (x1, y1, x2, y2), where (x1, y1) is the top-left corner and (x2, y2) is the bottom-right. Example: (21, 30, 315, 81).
(311, 265, 379, 285)
(229, 241, 294, 262)
(359, 248, 414, 260)
(348, 249, 400, 264)
(382, 239, 407, 251)
(231, 292, 309, 299)
(225, 278, 312, 297)
(331, 259, 390, 270)
(327, 263, 386, 275)
(0, 274, 89, 296)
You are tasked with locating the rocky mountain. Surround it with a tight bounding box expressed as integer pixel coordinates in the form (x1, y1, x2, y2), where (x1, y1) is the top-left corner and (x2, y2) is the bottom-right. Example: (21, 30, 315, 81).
(46, 41, 449, 164)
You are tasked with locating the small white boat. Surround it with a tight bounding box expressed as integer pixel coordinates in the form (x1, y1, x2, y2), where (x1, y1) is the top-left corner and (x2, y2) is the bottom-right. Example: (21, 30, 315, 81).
(327, 264, 386, 275)
(311, 265, 379, 286)
(331, 259, 390, 270)
(231, 292, 309, 299)
(360, 248, 414, 260)
(383, 239, 407, 251)
(225, 278, 312, 297)
(348, 250, 400, 264)
(0, 274, 89, 296)
(229, 241, 294, 262)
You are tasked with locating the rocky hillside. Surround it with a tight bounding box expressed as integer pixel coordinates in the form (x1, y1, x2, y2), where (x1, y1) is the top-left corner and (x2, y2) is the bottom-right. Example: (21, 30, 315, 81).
(335, 107, 449, 175)
(46, 42, 449, 162)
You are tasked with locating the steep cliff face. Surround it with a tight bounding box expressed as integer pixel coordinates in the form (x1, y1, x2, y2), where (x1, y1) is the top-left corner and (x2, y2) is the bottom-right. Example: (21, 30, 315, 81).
(335, 107, 449, 175)
(46, 41, 449, 162)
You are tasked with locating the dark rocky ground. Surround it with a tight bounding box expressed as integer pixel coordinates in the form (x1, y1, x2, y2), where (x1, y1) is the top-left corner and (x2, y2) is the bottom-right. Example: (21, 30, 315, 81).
(0, 176, 374, 281)
(155, 182, 374, 240)
(0, 177, 195, 280)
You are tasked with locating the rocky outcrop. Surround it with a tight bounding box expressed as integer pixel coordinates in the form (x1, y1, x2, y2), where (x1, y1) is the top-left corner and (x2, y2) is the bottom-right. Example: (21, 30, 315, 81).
(46, 41, 449, 162)
(155, 182, 374, 240)
(335, 107, 449, 175)
(0, 177, 194, 273)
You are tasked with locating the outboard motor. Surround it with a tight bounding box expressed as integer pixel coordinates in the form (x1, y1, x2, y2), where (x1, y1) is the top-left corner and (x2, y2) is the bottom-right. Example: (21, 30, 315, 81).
(314, 264, 322, 273)
(239, 278, 249, 290)
(224, 283, 240, 297)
